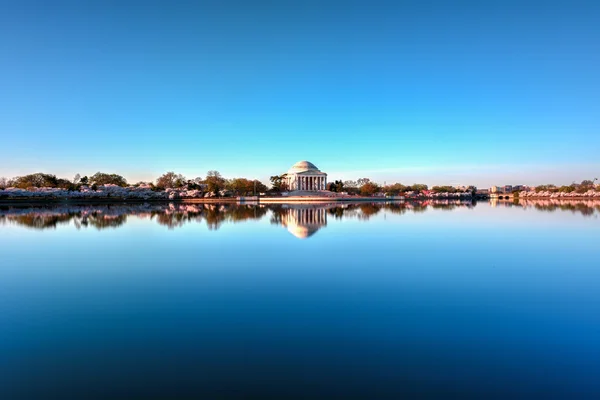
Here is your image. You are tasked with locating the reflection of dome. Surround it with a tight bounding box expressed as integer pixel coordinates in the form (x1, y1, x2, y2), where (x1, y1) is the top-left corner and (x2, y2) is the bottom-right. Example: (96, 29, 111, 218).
(287, 225, 319, 239)
(288, 161, 320, 173)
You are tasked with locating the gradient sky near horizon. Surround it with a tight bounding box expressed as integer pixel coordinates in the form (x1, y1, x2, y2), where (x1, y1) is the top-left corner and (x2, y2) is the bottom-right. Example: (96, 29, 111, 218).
(1, 0, 599, 187)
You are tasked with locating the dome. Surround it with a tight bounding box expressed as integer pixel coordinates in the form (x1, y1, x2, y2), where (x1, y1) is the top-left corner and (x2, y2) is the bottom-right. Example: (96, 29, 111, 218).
(288, 160, 320, 173)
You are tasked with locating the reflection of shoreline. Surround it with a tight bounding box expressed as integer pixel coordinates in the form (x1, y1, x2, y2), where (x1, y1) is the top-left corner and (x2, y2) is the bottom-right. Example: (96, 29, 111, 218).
(490, 199, 600, 216)
(0, 203, 269, 230)
(2, 199, 597, 232)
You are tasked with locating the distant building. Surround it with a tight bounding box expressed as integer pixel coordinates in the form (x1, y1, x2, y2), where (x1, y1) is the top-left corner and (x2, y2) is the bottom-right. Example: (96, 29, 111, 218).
(491, 185, 514, 194)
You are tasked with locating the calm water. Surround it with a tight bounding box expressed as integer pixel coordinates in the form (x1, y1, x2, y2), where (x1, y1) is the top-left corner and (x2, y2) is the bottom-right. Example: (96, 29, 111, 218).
(1, 200, 599, 399)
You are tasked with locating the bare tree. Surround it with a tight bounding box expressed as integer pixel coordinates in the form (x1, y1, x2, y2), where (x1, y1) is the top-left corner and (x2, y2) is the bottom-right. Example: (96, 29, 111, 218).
(73, 173, 81, 184)
(0, 176, 7, 189)
(357, 178, 371, 187)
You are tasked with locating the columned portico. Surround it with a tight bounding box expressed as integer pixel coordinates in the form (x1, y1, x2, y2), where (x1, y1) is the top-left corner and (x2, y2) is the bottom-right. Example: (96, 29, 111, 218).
(284, 161, 327, 192)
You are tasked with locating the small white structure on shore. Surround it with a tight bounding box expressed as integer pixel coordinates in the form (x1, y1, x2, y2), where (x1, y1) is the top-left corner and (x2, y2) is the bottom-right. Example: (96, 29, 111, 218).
(284, 161, 327, 191)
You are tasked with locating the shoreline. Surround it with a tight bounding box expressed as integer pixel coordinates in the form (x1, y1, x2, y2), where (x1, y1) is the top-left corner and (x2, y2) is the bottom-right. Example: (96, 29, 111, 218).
(0, 196, 439, 206)
(1, 196, 598, 207)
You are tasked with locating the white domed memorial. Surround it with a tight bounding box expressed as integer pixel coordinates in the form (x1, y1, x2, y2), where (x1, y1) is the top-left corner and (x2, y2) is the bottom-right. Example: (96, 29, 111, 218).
(284, 161, 328, 192)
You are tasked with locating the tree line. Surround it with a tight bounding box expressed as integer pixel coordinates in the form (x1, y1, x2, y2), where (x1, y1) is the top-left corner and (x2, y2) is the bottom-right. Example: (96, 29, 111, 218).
(0, 171, 268, 196)
(324, 179, 431, 196)
(3, 172, 595, 197)
(533, 180, 598, 194)
(0, 172, 453, 197)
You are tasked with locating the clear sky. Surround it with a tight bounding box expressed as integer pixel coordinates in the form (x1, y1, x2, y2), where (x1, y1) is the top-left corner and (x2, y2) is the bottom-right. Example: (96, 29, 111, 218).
(1, 0, 598, 187)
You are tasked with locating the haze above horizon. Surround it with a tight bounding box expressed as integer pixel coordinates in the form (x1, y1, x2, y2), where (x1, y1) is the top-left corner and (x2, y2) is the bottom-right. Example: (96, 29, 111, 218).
(1, 0, 598, 187)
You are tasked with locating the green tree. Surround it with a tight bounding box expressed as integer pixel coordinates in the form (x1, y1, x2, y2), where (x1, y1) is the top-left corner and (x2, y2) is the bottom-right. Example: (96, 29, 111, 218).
(156, 172, 186, 189)
(89, 172, 128, 187)
(229, 178, 252, 195)
(206, 170, 225, 195)
(327, 180, 344, 192)
(253, 180, 268, 194)
(431, 185, 457, 193)
(360, 181, 380, 196)
(558, 185, 575, 193)
(9, 173, 59, 188)
(410, 184, 428, 193)
(536, 184, 557, 193)
(382, 183, 407, 195)
(269, 175, 288, 192)
(56, 178, 75, 190)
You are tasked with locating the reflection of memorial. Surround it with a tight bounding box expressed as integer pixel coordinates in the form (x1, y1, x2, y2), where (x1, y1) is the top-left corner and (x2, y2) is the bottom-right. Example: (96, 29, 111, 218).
(280, 205, 329, 239)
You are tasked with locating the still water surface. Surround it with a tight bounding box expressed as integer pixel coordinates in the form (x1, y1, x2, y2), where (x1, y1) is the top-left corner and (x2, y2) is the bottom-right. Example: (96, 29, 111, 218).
(1, 200, 600, 399)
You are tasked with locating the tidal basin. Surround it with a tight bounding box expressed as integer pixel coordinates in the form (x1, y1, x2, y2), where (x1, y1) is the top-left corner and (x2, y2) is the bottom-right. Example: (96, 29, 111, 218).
(1, 200, 600, 399)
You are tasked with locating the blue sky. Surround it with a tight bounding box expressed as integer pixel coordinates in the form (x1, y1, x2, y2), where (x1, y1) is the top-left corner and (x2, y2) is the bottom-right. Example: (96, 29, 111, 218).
(1, 0, 598, 187)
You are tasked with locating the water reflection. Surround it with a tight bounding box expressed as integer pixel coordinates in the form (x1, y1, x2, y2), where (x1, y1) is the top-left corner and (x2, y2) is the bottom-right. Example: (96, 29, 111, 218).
(490, 198, 600, 216)
(271, 204, 331, 239)
(1, 199, 599, 235)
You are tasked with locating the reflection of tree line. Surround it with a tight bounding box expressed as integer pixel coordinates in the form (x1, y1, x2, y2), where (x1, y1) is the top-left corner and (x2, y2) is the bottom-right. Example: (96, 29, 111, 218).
(265, 201, 472, 225)
(324, 200, 472, 220)
(490, 199, 600, 217)
(0, 203, 269, 230)
(152, 204, 269, 230)
(4, 199, 596, 231)
(0, 207, 133, 230)
(0, 201, 476, 230)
